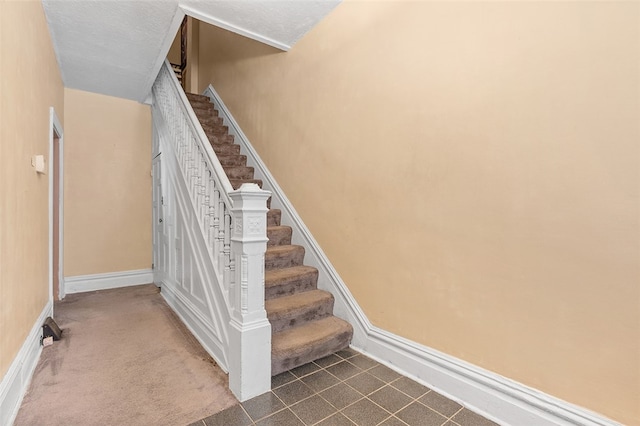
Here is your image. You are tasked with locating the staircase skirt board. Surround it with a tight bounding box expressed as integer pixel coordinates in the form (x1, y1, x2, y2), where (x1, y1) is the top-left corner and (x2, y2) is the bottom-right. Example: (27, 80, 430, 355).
(185, 93, 353, 378)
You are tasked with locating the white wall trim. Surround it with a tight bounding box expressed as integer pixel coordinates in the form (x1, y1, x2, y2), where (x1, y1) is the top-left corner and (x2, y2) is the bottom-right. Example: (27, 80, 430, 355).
(357, 328, 621, 426)
(202, 84, 622, 426)
(64, 269, 154, 294)
(0, 301, 53, 426)
(180, 5, 290, 52)
(48, 107, 64, 304)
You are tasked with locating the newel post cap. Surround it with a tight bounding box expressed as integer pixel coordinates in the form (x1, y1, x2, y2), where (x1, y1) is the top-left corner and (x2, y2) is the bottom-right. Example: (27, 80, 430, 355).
(229, 183, 271, 210)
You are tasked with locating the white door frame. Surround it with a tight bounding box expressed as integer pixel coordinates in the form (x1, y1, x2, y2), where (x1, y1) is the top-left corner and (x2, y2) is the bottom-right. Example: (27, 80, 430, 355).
(48, 107, 64, 304)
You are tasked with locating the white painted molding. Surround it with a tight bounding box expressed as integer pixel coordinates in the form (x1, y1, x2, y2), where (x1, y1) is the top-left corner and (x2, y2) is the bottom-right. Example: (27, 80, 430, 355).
(228, 185, 272, 400)
(48, 107, 64, 303)
(64, 269, 154, 294)
(180, 5, 290, 52)
(357, 328, 621, 426)
(160, 279, 228, 373)
(0, 301, 53, 426)
(153, 129, 231, 372)
(202, 84, 622, 426)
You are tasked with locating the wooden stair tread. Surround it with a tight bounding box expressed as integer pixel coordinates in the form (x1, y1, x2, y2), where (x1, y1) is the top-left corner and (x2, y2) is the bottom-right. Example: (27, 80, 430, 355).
(265, 244, 305, 270)
(267, 209, 281, 227)
(186, 93, 209, 102)
(271, 316, 353, 375)
(266, 244, 303, 254)
(265, 265, 317, 285)
(266, 289, 332, 318)
(272, 316, 351, 351)
(223, 165, 255, 180)
(267, 290, 334, 333)
(265, 265, 318, 300)
(267, 225, 292, 246)
(217, 154, 247, 167)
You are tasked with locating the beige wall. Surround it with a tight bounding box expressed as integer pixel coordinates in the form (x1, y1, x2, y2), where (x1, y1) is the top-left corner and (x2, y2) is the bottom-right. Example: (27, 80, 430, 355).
(197, 2, 639, 424)
(63, 88, 151, 277)
(184, 17, 199, 94)
(0, 1, 64, 378)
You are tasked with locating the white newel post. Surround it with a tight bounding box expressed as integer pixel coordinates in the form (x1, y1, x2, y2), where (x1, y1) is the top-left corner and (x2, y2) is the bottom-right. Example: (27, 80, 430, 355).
(228, 183, 272, 401)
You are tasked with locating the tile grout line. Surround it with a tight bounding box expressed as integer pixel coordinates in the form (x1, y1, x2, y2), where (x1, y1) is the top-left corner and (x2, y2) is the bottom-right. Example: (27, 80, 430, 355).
(236, 402, 257, 425)
(267, 380, 318, 425)
(337, 375, 457, 426)
(369, 382, 416, 425)
(288, 353, 360, 425)
(291, 356, 373, 425)
(303, 355, 435, 426)
(288, 404, 308, 426)
(270, 350, 463, 426)
(448, 406, 465, 421)
(271, 360, 356, 425)
(368, 382, 442, 426)
(199, 349, 488, 426)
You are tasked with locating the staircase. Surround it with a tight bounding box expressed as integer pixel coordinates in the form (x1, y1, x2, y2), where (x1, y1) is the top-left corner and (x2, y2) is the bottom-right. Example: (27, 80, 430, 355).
(185, 92, 353, 376)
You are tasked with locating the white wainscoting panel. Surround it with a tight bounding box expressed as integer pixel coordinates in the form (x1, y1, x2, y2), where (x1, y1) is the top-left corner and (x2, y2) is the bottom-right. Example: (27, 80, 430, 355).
(151, 113, 231, 372)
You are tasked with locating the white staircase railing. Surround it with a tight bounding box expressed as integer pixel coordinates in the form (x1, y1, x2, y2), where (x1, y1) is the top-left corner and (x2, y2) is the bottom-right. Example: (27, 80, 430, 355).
(151, 60, 271, 401)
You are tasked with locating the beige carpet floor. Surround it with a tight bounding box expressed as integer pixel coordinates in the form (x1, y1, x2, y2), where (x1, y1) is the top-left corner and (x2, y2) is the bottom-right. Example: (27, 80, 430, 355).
(14, 284, 237, 426)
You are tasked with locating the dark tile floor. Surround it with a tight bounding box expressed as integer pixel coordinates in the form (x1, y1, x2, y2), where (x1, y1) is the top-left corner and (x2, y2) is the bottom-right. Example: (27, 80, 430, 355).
(190, 349, 499, 426)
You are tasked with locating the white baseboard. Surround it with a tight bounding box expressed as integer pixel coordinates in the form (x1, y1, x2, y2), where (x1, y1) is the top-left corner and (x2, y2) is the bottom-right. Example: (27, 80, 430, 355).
(0, 301, 53, 426)
(201, 85, 622, 426)
(355, 327, 620, 426)
(64, 269, 154, 294)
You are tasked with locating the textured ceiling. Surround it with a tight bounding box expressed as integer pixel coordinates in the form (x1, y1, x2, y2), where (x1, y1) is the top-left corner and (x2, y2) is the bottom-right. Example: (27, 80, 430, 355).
(42, 0, 340, 102)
